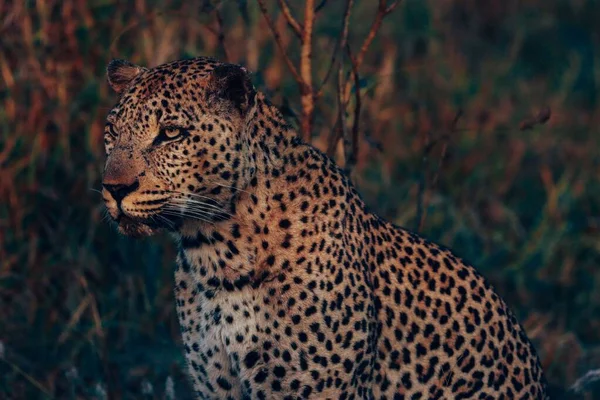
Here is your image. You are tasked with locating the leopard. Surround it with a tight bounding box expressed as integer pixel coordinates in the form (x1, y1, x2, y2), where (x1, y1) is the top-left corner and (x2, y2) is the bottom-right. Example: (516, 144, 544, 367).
(101, 56, 549, 400)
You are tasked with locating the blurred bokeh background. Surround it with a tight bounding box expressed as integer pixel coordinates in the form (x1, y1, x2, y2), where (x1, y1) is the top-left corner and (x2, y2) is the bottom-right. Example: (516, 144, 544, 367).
(1, 0, 599, 398)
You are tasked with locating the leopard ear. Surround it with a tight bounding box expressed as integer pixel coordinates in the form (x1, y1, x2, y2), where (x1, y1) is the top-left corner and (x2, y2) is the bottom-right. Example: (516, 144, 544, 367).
(107, 59, 146, 94)
(208, 63, 256, 115)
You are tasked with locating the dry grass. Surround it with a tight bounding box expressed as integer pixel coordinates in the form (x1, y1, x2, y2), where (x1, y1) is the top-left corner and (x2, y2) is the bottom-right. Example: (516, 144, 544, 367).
(1, 0, 600, 398)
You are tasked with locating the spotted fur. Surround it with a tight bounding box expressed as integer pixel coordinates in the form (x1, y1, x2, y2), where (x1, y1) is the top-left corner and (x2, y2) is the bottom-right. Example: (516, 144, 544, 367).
(101, 56, 549, 399)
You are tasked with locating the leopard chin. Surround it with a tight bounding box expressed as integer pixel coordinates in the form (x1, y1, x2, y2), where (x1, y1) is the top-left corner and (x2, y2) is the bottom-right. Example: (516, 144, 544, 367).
(117, 216, 161, 238)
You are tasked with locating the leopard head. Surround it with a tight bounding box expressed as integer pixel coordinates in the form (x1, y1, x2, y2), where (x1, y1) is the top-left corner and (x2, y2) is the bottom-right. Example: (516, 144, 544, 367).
(101, 57, 257, 237)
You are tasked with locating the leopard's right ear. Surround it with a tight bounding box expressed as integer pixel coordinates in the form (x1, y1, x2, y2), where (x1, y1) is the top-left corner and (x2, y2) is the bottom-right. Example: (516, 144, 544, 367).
(106, 59, 147, 94)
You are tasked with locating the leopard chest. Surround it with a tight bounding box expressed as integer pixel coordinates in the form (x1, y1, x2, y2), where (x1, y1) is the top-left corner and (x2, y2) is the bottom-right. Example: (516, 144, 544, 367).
(174, 250, 261, 396)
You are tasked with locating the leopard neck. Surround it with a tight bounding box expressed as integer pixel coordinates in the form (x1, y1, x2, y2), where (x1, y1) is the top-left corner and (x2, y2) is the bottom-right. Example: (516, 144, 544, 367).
(174, 99, 364, 288)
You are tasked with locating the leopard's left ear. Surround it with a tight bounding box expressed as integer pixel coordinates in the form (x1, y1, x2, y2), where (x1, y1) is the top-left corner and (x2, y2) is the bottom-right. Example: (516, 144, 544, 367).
(107, 59, 147, 94)
(208, 63, 256, 115)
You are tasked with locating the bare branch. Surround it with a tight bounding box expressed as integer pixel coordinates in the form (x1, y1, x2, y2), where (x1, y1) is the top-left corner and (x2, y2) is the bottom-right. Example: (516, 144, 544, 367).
(299, 0, 316, 141)
(327, 0, 396, 155)
(326, 119, 341, 156)
(356, 0, 398, 68)
(384, 0, 400, 14)
(257, 0, 304, 86)
(277, 0, 303, 39)
(415, 131, 431, 232)
(340, 0, 353, 64)
(345, 44, 361, 174)
(343, 0, 400, 103)
(416, 109, 462, 231)
(519, 106, 551, 130)
(328, 0, 354, 157)
(431, 110, 461, 189)
(315, 0, 328, 13)
(336, 58, 348, 165)
(316, 0, 353, 97)
(214, 7, 229, 62)
(316, 41, 339, 98)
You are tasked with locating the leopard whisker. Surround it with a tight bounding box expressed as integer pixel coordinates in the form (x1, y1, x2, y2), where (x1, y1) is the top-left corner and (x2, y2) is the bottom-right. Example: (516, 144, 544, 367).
(214, 182, 252, 195)
(101, 209, 112, 223)
(184, 206, 233, 221)
(169, 199, 233, 217)
(168, 197, 234, 217)
(174, 206, 227, 222)
(178, 204, 224, 219)
(172, 190, 229, 206)
(162, 203, 216, 218)
(153, 214, 175, 230)
(161, 209, 215, 226)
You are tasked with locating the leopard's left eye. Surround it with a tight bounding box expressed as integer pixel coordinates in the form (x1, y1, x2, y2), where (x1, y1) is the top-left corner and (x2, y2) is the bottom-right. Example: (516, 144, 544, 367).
(106, 122, 118, 138)
(163, 127, 181, 138)
(153, 126, 189, 146)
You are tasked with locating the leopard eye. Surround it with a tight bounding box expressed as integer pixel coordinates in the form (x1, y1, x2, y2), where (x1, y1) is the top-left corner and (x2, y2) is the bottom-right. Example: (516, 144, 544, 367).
(153, 126, 189, 146)
(106, 122, 118, 138)
(163, 127, 181, 138)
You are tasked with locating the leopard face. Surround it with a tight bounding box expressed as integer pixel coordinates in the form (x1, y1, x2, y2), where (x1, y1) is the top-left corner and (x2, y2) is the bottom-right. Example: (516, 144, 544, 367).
(101, 58, 257, 237)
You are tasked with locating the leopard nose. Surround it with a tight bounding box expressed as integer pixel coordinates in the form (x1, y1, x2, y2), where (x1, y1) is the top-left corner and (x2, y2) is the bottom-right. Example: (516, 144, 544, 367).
(102, 180, 140, 203)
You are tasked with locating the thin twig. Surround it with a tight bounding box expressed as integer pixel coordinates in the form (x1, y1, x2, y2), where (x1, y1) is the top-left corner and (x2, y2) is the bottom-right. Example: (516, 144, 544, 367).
(327, 0, 400, 153)
(339, 0, 354, 77)
(277, 0, 303, 39)
(519, 106, 551, 130)
(432, 110, 462, 188)
(257, 0, 303, 85)
(355, 0, 399, 67)
(316, 38, 340, 98)
(342, 0, 400, 103)
(316, 0, 353, 97)
(415, 131, 431, 232)
(326, 118, 341, 156)
(345, 44, 361, 174)
(315, 0, 328, 13)
(416, 109, 462, 231)
(0, 358, 53, 397)
(328, 0, 354, 156)
(336, 56, 347, 166)
(299, 0, 316, 141)
(214, 7, 229, 62)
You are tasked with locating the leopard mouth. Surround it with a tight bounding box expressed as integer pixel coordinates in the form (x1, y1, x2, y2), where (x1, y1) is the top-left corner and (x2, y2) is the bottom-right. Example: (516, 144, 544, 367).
(113, 211, 180, 238)
(106, 193, 227, 237)
(113, 214, 157, 238)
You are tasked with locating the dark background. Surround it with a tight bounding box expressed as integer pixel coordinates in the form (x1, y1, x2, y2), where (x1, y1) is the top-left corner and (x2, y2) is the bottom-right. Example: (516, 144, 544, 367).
(1, 0, 599, 398)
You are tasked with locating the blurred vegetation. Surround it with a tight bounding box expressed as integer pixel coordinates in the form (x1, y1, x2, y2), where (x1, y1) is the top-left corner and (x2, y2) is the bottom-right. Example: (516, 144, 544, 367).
(1, 0, 600, 398)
